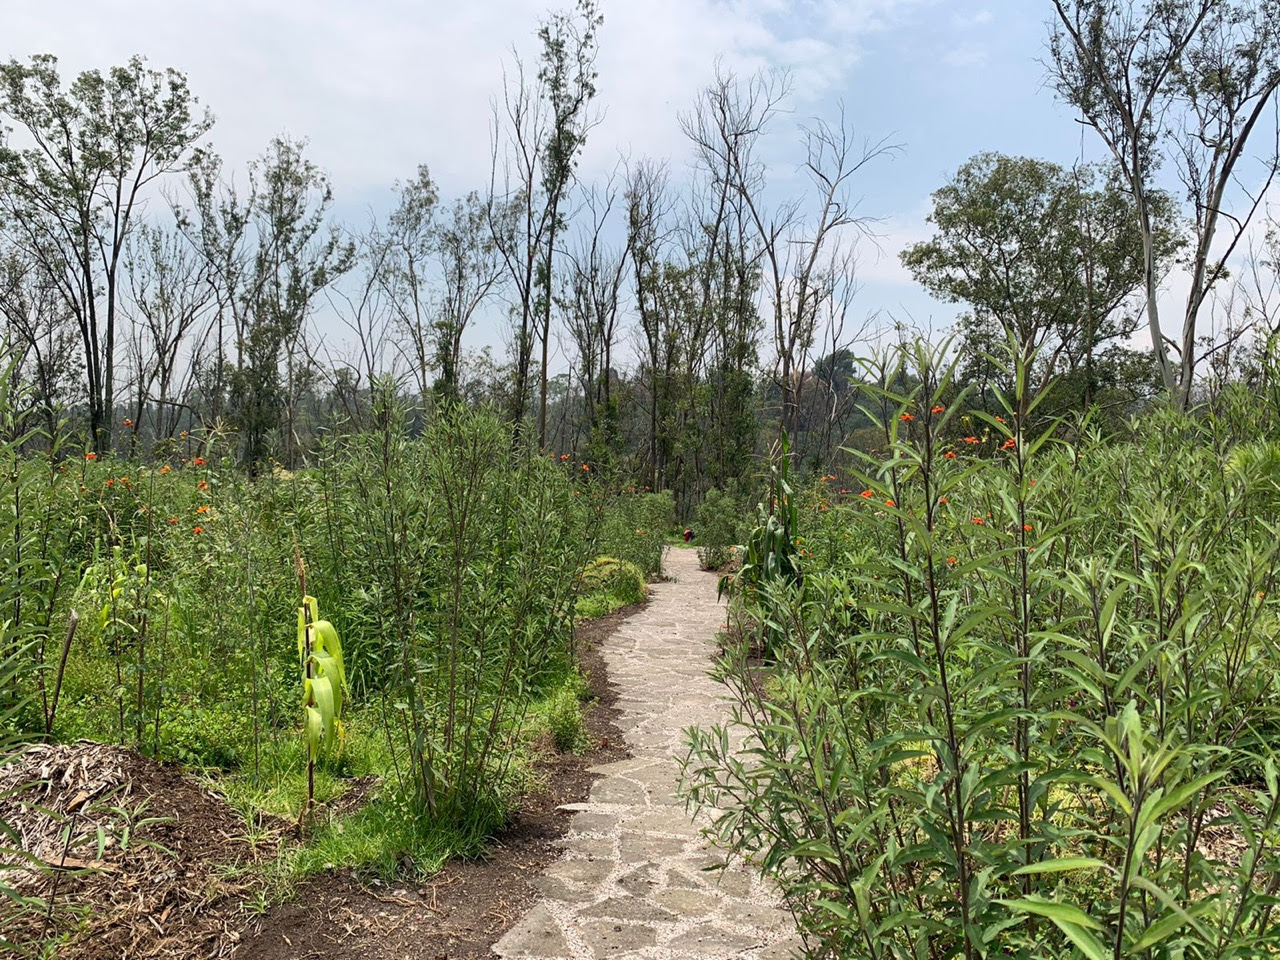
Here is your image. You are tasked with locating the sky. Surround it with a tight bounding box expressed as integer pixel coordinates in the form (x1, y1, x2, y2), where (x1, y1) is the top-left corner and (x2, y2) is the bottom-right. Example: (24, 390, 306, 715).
(5, 0, 1245, 368)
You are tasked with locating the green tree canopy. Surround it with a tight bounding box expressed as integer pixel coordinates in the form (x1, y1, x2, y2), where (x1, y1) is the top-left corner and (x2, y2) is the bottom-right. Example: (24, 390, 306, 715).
(901, 152, 1178, 408)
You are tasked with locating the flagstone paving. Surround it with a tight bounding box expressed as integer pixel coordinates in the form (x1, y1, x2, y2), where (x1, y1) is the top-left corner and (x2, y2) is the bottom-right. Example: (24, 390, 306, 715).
(494, 548, 800, 960)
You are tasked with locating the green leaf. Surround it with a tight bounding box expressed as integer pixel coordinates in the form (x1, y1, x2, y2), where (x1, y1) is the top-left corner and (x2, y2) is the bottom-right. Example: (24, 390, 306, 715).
(998, 896, 1103, 930)
(1012, 857, 1108, 876)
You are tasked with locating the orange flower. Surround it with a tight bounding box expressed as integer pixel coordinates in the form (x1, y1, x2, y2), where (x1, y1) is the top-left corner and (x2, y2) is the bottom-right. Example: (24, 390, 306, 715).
(193, 526, 204, 535)
(931, 405, 945, 414)
(197, 480, 209, 491)
(947, 556, 957, 566)
(944, 450, 957, 460)
(995, 416, 1006, 423)
(1023, 523, 1033, 532)
(193, 457, 206, 466)
(197, 505, 211, 515)
(1029, 479, 1036, 486)
(168, 516, 179, 525)
(939, 497, 949, 505)
(560, 454, 569, 460)
(860, 490, 874, 499)
(106, 479, 115, 487)
(85, 452, 97, 461)
(971, 517, 984, 525)
(1001, 438, 1017, 451)
(900, 413, 915, 422)
(581, 463, 590, 472)
(123, 418, 134, 427)
(119, 476, 131, 487)
(884, 499, 895, 507)
(963, 436, 979, 444)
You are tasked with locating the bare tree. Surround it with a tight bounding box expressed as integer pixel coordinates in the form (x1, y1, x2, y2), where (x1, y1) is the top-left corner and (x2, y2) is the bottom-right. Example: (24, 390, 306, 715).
(561, 180, 626, 450)
(1048, 0, 1280, 407)
(749, 109, 892, 442)
(122, 221, 215, 445)
(490, 0, 602, 442)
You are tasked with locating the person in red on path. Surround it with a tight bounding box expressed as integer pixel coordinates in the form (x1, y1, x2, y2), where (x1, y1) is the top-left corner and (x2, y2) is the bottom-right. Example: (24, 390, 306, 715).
(683, 528, 695, 543)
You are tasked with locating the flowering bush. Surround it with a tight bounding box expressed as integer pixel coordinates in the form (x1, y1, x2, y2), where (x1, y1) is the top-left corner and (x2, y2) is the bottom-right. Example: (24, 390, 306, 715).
(684, 341, 1280, 959)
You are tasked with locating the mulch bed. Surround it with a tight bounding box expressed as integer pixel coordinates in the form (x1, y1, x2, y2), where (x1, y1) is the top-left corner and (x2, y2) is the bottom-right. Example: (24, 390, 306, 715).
(230, 602, 637, 960)
(0, 742, 285, 959)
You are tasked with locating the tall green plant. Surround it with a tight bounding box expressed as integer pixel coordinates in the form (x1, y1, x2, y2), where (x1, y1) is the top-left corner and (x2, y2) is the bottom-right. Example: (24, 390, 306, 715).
(683, 340, 1280, 959)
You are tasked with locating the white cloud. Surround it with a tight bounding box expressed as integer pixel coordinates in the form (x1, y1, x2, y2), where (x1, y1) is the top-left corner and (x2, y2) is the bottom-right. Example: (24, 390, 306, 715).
(3, 0, 931, 208)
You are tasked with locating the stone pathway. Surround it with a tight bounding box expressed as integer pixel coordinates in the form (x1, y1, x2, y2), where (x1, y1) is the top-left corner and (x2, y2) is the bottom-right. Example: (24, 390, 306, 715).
(495, 548, 800, 960)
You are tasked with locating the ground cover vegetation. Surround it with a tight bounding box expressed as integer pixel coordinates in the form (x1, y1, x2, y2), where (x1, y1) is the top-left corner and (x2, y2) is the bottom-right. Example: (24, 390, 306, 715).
(1, 0, 1279, 957)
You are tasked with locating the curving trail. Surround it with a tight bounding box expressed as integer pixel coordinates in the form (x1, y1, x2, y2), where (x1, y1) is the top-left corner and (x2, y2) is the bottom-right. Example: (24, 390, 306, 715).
(495, 547, 799, 960)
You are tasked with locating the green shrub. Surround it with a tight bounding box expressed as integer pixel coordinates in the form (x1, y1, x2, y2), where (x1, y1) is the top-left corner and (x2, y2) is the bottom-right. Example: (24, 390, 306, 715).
(693, 488, 745, 570)
(541, 673, 589, 753)
(595, 491, 673, 578)
(684, 341, 1280, 959)
(580, 555, 646, 603)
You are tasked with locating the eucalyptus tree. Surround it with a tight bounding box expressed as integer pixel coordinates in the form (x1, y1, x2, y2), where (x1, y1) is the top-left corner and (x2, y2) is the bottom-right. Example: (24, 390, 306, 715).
(433, 192, 505, 404)
(0, 54, 212, 451)
(675, 68, 776, 491)
(1048, 0, 1280, 408)
(182, 138, 352, 466)
(0, 246, 80, 438)
(490, 0, 601, 441)
(376, 166, 438, 401)
(561, 181, 626, 454)
(625, 158, 677, 488)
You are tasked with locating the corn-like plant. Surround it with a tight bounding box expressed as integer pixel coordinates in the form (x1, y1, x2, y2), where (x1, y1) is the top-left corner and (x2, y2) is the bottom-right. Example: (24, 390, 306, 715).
(296, 590, 347, 818)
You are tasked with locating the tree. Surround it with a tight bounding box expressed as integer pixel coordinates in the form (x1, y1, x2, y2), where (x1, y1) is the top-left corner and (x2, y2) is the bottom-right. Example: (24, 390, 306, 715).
(0, 54, 212, 450)
(561, 181, 626, 453)
(0, 244, 80, 438)
(182, 139, 352, 466)
(433, 192, 505, 404)
(902, 153, 1175, 409)
(490, 0, 601, 441)
(122, 221, 215, 445)
(377, 166, 439, 401)
(1048, 0, 1280, 407)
